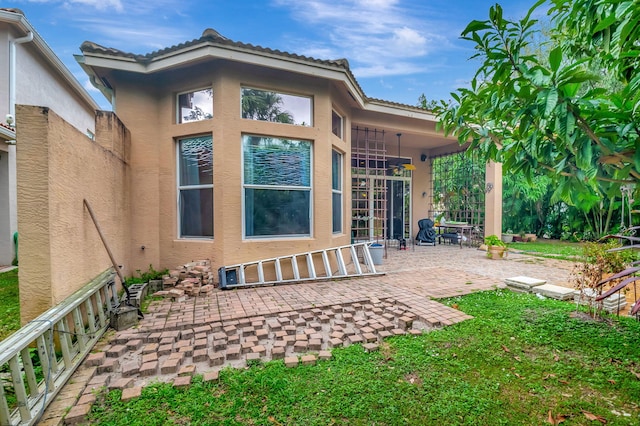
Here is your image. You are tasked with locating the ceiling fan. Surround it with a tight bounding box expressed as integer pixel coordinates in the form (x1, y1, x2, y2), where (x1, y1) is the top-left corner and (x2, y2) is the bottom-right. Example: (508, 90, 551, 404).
(388, 133, 416, 172)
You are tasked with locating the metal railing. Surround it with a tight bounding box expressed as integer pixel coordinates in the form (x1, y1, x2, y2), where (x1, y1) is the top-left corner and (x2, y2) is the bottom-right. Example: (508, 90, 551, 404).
(0, 269, 118, 426)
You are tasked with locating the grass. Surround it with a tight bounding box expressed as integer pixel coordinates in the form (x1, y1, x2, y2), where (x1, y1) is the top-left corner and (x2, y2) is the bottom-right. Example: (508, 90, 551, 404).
(508, 239, 585, 260)
(88, 290, 640, 425)
(0, 268, 20, 341)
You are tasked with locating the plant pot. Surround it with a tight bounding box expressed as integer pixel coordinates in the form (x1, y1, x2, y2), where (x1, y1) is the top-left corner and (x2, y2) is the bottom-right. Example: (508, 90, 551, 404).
(487, 245, 507, 259)
(525, 233, 537, 242)
(501, 234, 513, 243)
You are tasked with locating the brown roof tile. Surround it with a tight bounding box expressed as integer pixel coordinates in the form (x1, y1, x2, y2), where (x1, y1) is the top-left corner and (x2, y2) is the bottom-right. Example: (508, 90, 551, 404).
(80, 28, 426, 112)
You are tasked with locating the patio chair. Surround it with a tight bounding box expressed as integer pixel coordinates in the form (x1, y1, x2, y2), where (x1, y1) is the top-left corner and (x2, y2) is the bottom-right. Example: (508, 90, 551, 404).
(416, 218, 436, 246)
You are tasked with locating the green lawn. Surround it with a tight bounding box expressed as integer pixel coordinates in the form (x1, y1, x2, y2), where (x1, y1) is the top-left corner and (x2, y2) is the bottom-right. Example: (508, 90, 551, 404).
(507, 239, 585, 260)
(88, 291, 640, 425)
(0, 268, 20, 341)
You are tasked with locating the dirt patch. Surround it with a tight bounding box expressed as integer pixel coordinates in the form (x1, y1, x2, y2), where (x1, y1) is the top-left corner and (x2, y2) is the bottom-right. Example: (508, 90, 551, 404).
(380, 341, 394, 361)
(569, 311, 606, 323)
(404, 372, 423, 387)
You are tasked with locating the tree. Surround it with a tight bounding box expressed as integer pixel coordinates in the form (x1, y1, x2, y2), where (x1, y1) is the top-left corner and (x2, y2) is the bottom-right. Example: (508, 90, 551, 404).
(437, 0, 640, 213)
(241, 89, 294, 124)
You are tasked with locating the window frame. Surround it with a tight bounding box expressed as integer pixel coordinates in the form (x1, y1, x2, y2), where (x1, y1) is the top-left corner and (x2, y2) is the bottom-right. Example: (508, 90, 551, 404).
(242, 134, 313, 239)
(240, 86, 313, 127)
(332, 149, 343, 234)
(176, 87, 213, 124)
(331, 109, 344, 139)
(176, 135, 214, 239)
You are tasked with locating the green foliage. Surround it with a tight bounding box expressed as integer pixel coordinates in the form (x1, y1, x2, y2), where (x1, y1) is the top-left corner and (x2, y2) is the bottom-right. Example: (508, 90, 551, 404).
(484, 234, 506, 247)
(507, 240, 584, 260)
(87, 291, 640, 425)
(438, 0, 640, 213)
(581, 240, 636, 274)
(241, 88, 294, 124)
(0, 268, 20, 341)
(125, 264, 167, 286)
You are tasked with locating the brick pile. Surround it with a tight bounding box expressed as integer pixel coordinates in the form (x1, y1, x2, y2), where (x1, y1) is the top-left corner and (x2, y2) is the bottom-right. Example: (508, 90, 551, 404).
(152, 260, 215, 300)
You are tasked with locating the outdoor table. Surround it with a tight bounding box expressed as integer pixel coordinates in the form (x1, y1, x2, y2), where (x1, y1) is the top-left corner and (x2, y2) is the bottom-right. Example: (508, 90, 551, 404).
(435, 223, 473, 248)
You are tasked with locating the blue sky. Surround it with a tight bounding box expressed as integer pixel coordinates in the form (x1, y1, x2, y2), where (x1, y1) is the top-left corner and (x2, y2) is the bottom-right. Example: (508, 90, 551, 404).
(9, 0, 540, 109)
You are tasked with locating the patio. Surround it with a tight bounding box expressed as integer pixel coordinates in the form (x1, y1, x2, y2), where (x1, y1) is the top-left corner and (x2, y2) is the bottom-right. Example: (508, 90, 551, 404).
(42, 244, 575, 425)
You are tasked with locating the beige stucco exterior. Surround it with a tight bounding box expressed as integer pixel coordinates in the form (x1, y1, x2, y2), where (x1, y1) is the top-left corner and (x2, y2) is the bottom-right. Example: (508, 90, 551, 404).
(16, 105, 129, 323)
(73, 29, 503, 275)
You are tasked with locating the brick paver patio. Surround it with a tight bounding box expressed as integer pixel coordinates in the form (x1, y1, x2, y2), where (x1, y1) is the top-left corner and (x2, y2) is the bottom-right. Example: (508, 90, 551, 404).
(41, 244, 575, 425)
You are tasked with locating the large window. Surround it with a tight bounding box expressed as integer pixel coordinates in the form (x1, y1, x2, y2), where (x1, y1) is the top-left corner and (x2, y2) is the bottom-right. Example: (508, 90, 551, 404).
(241, 87, 312, 126)
(332, 150, 343, 233)
(177, 88, 213, 123)
(243, 135, 312, 237)
(177, 135, 213, 238)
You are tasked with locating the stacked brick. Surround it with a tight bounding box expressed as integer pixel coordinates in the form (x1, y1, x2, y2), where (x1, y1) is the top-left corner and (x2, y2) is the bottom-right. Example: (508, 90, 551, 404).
(152, 260, 215, 300)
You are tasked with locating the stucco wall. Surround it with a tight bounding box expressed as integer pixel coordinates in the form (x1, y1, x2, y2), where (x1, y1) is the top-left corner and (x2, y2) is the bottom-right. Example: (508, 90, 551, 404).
(108, 60, 351, 275)
(16, 105, 130, 323)
(15, 41, 95, 134)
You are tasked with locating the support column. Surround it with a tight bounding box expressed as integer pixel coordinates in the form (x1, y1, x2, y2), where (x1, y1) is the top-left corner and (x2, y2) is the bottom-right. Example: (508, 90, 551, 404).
(484, 160, 502, 237)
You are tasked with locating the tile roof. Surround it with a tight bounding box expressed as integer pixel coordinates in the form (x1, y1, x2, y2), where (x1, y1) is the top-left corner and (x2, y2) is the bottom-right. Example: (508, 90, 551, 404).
(80, 28, 426, 113)
(0, 122, 15, 132)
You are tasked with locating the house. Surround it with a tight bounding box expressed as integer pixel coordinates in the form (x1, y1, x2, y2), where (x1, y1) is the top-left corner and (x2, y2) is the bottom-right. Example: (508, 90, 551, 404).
(16, 27, 502, 321)
(0, 8, 98, 266)
(76, 28, 502, 269)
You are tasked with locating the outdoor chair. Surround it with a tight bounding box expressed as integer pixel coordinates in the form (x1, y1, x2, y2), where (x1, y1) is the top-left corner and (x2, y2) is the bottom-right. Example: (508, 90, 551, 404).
(415, 218, 436, 246)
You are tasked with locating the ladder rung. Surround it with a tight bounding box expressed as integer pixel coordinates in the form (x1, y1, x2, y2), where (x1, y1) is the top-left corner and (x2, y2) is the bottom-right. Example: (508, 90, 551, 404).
(321, 251, 332, 278)
(350, 245, 362, 275)
(335, 249, 347, 275)
(291, 255, 300, 280)
(306, 253, 316, 279)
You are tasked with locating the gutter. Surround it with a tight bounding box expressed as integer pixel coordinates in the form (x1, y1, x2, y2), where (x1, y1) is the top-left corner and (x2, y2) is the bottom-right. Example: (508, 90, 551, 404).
(9, 31, 33, 117)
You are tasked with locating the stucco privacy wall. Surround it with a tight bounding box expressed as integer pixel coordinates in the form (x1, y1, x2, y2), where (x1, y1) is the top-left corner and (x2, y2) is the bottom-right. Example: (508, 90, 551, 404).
(16, 105, 130, 323)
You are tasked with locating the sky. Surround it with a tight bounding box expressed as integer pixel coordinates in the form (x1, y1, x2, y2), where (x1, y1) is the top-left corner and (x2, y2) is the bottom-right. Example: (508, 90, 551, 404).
(5, 0, 543, 110)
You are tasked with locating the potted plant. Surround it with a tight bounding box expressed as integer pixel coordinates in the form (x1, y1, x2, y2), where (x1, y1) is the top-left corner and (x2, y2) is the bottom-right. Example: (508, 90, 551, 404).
(484, 235, 507, 259)
(501, 230, 514, 243)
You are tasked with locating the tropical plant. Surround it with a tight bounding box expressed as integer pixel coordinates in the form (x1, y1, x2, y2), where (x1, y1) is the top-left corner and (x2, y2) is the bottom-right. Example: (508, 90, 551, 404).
(437, 0, 640, 218)
(484, 234, 506, 247)
(241, 88, 294, 124)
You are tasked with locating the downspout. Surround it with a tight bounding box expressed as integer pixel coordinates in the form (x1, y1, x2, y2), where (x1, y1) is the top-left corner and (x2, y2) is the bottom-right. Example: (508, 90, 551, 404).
(9, 31, 34, 117)
(7, 31, 33, 266)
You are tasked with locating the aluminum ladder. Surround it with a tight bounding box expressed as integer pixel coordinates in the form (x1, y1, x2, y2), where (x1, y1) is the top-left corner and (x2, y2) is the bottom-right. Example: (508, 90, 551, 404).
(218, 242, 383, 289)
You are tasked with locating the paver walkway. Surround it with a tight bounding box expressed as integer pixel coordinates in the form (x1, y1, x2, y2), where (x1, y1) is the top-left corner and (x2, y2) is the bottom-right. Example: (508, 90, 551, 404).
(41, 244, 575, 425)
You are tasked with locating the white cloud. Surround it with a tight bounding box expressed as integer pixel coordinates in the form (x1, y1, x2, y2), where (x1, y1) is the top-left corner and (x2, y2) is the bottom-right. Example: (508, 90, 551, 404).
(272, 0, 453, 78)
(26, 0, 123, 12)
(72, 17, 189, 50)
(65, 0, 124, 12)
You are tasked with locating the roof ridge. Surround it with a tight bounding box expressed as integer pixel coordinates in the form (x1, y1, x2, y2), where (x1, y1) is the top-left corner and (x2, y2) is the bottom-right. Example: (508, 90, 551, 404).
(80, 28, 352, 70)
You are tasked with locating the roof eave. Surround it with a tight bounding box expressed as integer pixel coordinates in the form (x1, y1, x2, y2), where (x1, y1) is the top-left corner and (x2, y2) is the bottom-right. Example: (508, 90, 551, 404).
(364, 99, 438, 122)
(0, 9, 100, 111)
(80, 42, 368, 109)
(1, 126, 16, 140)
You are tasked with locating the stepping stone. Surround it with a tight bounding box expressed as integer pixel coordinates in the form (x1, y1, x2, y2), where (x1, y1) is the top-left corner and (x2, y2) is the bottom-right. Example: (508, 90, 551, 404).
(64, 404, 92, 425)
(173, 375, 191, 389)
(209, 352, 224, 366)
(532, 284, 575, 300)
(318, 351, 332, 360)
(271, 346, 286, 359)
(178, 365, 197, 376)
(301, 355, 316, 365)
(505, 276, 547, 293)
(139, 361, 158, 376)
(203, 371, 219, 382)
(85, 352, 105, 367)
(284, 356, 298, 368)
